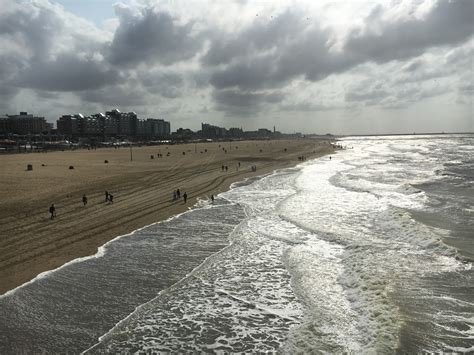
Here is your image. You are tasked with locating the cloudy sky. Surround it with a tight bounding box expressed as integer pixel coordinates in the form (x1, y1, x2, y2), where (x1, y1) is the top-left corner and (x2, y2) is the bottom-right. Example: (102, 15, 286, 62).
(0, 0, 472, 134)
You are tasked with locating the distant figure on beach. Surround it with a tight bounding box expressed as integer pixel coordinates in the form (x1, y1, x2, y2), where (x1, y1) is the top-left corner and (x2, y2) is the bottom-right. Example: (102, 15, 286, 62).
(221, 165, 224, 171)
(183, 192, 187, 203)
(109, 194, 114, 203)
(105, 191, 109, 202)
(176, 189, 181, 199)
(225, 166, 228, 172)
(211, 194, 214, 203)
(173, 190, 177, 201)
(329, 156, 332, 160)
(82, 194, 88, 206)
(49, 204, 56, 220)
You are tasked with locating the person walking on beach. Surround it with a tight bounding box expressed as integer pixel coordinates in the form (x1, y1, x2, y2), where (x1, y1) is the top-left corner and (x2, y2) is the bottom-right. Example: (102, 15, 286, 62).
(82, 194, 88, 206)
(176, 189, 181, 199)
(109, 194, 114, 203)
(105, 191, 109, 202)
(183, 192, 187, 203)
(211, 194, 214, 203)
(173, 190, 177, 201)
(49, 204, 56, 220)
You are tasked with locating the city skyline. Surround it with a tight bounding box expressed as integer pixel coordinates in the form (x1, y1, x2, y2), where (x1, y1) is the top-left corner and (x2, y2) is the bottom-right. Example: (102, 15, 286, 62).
(0, 0, 472, 134)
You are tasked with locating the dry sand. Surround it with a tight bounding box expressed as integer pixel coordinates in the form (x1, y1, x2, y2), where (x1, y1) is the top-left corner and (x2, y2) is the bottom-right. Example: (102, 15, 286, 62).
(0, 139, 333, 294)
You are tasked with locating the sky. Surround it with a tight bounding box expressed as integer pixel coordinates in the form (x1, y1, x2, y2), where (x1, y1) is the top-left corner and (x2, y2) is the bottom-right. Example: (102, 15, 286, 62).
(0, 0, 472, 134)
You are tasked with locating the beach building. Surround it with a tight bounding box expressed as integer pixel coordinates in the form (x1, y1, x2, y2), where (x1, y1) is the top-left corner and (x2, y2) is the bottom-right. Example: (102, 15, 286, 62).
(57, 114, 82, 137)
(201, 123, 227, 138)
(57, 109, 170, 140)
(137, 118, 171, 138)
(1, 112, 49, 135)
(228, 127, 243, 138)
(0, 115, 12, 134)
(104, 109, 137, 137)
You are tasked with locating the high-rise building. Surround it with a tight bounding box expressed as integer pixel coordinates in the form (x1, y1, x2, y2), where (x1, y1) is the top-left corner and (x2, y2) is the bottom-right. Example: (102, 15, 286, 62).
(201, 123, 227, 138)
(0, 115, 12, 134)
(57, 109, 170, 139)
(137, 118, 171, 137)
(3, 112, 49, 134)
(57, 114, 82, 136)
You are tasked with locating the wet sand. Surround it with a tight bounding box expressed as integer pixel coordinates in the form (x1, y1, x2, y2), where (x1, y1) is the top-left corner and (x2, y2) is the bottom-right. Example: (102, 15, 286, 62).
(0, 139, 333, 294)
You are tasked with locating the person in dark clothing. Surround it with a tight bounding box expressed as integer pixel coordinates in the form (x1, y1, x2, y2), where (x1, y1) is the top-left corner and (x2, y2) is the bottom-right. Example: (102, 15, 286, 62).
(109, 194, 114, 203)
(105, 191, 109, 202)
(49, 204, 56, 220)
(183, 192, 187, 203)
(82, 194, 88, 206)
(176, 189, 181, 199)
(211, 194, 214, 203)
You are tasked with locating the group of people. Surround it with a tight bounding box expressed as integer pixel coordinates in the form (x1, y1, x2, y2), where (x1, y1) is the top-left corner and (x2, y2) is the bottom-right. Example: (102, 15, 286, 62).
(222, 162, 242, 172)
(49, 187, 217, 220)
(49, 190, 114, 220)
(173, 188, 187, 203)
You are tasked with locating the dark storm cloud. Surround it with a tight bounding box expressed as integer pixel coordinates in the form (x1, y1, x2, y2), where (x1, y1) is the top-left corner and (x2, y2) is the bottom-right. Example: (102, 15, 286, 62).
(210, 54, 281, 90)
(213, 89, 284, 116)
(345, 88, 390, 103)
(280, 101, 336, 112)
(209, 27, 352, 91)
(345, 79, 449, 109)
(0, 0, 118, 97)
(0, 84, 19, 100)
(202, 10, 305, 66)
(140, 72, 184, 98)
(0, 1, 63, 92)
(208, 0, 473, 114)
(108, 8, 203, 66)
(0, 1, 198, 102)
(80, 84, 148, 107)
(403, 59, 424, 72)
(0, 55, 23, 84)
(206, 11, 349, 112)
(344, 0, 474, 63)
(0, 1, 63, 60)
(207, 10, 346, 91)
(15, 54, 120, 91)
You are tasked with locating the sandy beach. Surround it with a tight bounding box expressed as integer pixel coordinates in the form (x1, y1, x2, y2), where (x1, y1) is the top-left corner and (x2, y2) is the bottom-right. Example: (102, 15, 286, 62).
(0, 139, 333, 294)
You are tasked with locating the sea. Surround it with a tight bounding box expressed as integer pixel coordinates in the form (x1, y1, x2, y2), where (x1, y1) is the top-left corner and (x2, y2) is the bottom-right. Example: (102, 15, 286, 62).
(0, 134, 473, 353)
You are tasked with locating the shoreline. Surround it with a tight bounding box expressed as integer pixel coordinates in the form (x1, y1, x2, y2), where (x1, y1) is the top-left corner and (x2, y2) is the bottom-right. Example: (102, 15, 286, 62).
(0, 139, 334, 294)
